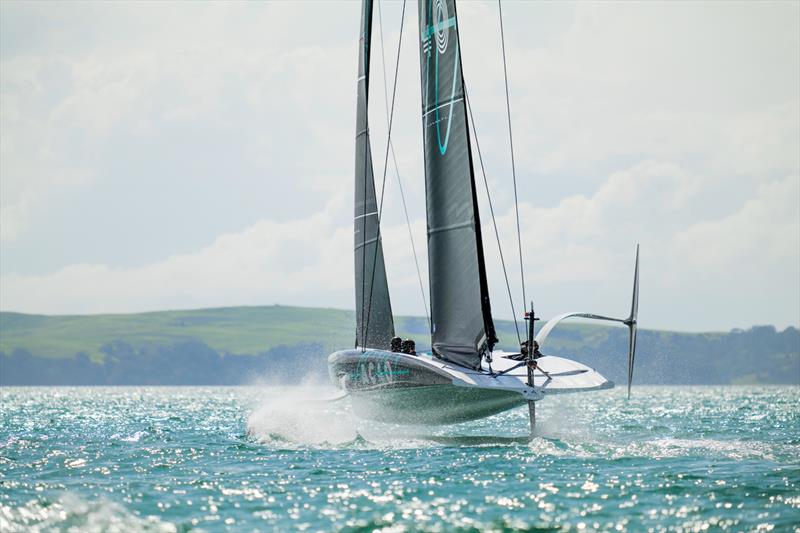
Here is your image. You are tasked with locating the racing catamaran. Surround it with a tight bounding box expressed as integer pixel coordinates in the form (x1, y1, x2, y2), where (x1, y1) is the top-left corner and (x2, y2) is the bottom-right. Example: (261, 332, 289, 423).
(328, 0, 640, 433)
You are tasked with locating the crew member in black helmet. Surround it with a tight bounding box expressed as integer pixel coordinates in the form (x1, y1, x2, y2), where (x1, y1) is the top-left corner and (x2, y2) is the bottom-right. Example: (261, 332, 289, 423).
(401, 339, 416, 355)
(519, 340, 544, 359)
(531, 340, 543, 359)
(390, 336, 402, 352)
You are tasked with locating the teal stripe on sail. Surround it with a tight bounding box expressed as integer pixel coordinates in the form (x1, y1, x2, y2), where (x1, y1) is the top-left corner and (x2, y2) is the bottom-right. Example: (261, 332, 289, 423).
(435, 46, 460, 155)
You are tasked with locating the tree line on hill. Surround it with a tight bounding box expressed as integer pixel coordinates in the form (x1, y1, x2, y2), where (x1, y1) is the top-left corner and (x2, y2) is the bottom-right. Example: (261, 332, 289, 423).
(0, 325, 797, 386)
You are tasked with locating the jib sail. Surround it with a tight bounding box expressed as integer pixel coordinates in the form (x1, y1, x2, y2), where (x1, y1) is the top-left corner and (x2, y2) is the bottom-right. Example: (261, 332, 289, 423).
(354, 0, 395, 349)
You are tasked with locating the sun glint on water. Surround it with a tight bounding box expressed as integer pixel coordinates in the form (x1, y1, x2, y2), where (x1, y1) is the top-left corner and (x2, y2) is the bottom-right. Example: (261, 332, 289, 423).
(1, 386, 798, 532)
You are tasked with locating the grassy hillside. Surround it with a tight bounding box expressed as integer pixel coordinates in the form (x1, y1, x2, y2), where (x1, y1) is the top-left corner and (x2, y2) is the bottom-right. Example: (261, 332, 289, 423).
(0, 306, 360, 361)
(0, 305, 602, 361)
(1, 306, 797, 385)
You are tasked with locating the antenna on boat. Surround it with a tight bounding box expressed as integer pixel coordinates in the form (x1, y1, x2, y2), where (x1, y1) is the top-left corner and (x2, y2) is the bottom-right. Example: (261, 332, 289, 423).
(624, 244, 640, 399)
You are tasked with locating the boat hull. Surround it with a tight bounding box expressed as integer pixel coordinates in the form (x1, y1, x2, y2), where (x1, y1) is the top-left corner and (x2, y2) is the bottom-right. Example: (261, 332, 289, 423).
(327, 349, 526, 425)
(346, 384, 525, 425)
(328, 348, 612, 425)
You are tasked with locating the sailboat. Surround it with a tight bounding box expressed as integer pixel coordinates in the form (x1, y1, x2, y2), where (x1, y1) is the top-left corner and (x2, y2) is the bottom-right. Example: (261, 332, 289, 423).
(328, 0, 640, 432)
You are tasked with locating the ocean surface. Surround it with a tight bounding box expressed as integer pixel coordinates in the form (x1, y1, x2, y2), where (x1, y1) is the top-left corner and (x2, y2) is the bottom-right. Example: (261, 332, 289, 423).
(1, 385, 798, 532)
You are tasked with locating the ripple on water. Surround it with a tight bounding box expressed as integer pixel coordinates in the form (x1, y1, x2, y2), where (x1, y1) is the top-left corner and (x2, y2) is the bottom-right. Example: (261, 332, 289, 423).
(0, 385, 798, 531)
(0, 493, 178, 533)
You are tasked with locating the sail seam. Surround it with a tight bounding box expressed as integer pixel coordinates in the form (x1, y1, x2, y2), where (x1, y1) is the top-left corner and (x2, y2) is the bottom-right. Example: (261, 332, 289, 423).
(354, 237, 380, 250)
(354, 211, 378, 220)
(422, 97, 464, 118)
(427, 221, 473, 236)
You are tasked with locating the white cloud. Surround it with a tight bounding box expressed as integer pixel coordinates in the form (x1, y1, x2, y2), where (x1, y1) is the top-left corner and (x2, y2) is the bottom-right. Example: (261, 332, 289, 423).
(0, 195, 353, 314)
(457, 0, 799, 183)
(672, 175, 799, 278)
(0, 195, 28, 241)
(2, 162, 796, 332)
(0, 1, 798, 331)
(477, 165, 800, 330)
(0, 1, 361, 246)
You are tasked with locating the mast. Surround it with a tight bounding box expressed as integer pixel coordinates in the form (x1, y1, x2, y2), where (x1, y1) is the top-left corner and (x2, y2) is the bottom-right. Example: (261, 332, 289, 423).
(417, 0, 497, 370)
(355, 0, 395, 349)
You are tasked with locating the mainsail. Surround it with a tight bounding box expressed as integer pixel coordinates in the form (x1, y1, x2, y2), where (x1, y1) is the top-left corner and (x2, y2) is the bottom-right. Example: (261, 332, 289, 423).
(417, 0, 497, 369)
(354, 0, 395, 349)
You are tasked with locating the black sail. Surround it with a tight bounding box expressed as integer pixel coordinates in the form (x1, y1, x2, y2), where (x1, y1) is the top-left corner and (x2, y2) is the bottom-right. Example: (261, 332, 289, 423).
(354, 0, 395, 349)
(417, 0, 497, 369)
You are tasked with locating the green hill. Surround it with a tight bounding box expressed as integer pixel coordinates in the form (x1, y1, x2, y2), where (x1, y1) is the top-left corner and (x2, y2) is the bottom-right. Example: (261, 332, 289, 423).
(1, 306, 360, 362)
(0, 305, 797, 385)
(0, 304, 563, 361)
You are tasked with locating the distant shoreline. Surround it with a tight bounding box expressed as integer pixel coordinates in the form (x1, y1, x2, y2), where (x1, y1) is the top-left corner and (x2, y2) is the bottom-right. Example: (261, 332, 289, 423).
(1, 305, 798, 386)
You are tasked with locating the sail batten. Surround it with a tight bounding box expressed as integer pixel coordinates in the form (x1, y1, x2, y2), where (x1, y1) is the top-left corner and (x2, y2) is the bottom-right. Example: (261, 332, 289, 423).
(354, 0, 395, 350)
(417, 0, 496, 370)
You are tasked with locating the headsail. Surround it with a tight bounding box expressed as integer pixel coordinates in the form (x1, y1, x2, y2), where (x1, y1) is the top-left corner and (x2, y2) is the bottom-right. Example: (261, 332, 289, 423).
(355, 0, 395, 349)
(417, 0, 497, 370)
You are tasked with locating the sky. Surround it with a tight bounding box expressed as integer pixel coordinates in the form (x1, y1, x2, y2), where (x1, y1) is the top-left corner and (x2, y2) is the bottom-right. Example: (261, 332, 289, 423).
(1, 0, 798, 333)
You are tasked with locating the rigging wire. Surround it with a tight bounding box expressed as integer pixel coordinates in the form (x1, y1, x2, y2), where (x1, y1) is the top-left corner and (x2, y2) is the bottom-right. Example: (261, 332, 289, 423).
(377, 0, 431, 334)
(498, 0, 527, 316)
(464, 85, 522, 345)
(363, 0, 407, 343)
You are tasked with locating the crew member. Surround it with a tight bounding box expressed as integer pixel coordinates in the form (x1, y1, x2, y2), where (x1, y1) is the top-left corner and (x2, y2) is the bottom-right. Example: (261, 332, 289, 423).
(532, 340, 543, 359)
(390, 336, 402, 352)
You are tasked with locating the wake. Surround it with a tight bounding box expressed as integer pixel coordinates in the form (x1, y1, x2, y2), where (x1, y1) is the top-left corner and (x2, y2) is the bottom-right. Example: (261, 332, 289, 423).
(246, 385, 362, 446)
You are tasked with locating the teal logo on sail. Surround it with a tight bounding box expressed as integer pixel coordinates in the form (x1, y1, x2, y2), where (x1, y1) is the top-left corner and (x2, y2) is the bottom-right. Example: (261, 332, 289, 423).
(422, 0, 460, 156)
(434, 0, 450, 55)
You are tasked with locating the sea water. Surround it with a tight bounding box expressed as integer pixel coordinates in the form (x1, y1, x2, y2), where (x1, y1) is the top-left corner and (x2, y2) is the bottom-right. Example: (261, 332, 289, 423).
(0, 386, 797, 532)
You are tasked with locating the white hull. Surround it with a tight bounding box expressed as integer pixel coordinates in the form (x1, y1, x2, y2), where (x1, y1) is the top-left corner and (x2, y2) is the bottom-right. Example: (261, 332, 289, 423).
(437, 351, 612, 396)
(328, 349, 612, 425)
